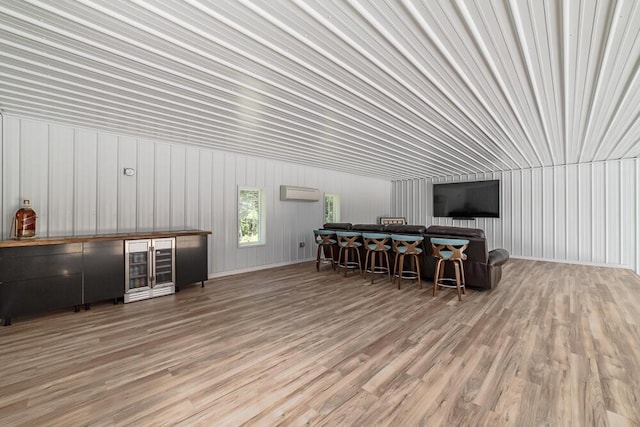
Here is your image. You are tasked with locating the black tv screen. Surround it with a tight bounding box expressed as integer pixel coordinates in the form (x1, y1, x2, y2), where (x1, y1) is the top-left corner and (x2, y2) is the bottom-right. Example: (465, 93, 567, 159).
(433, 180, 500, 218)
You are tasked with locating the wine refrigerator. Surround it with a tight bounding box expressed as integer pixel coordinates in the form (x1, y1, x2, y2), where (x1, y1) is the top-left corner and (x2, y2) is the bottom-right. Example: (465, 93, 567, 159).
(124, 238, 175, 303)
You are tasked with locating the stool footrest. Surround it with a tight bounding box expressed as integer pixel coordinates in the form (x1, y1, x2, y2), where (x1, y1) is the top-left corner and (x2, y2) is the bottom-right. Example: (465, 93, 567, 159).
(436, 278, 465, 289)
(367, 266, 389, 274)
(339, 261, 361, 270)
(395, 270, 420, 280)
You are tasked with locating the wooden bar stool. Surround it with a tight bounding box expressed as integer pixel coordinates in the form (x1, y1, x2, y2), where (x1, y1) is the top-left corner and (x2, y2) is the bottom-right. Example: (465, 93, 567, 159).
(313, 229, 336, 271)
(362, 233, 391, 284)
(336, 231, 363, 277)
(391, 234, 424, 289)
(430, 238, 469, 301)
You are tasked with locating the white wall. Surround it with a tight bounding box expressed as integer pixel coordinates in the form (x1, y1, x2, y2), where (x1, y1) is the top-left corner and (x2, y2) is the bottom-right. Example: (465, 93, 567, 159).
(392, 161, 640, 274)
(1, 115, 391, 275)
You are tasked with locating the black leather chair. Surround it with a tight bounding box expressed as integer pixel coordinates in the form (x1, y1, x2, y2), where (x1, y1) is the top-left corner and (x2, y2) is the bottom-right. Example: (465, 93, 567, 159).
(423, 226, 509, 290)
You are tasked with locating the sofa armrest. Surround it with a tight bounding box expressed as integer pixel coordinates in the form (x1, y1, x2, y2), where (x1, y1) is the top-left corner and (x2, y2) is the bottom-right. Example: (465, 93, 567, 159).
(488, 249, 509, 267)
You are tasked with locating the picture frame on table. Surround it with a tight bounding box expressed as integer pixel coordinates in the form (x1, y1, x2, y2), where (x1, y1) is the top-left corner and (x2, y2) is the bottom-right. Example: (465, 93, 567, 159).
(379, 217, 407, 225)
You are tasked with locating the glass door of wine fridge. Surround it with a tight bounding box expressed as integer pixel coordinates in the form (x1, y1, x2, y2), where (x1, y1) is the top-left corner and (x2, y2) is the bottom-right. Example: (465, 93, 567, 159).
(125, 240, 151, 303)
(151, 238, 175, 295)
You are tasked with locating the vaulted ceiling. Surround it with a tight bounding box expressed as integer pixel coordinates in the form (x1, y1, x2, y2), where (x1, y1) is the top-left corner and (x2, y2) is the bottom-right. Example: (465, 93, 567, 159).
(1, 0, 639, 180)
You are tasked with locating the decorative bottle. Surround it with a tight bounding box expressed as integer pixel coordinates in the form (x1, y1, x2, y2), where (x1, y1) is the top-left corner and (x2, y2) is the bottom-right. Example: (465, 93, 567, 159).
(15, 199, 37, 239)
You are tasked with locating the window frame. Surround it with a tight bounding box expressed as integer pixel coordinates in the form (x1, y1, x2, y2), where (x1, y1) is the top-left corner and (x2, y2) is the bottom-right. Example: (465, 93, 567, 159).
(237, 186, 266, 247)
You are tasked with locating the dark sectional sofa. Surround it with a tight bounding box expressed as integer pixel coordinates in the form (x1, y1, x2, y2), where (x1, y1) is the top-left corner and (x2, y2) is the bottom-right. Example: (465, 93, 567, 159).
(321, 223, 509, 290)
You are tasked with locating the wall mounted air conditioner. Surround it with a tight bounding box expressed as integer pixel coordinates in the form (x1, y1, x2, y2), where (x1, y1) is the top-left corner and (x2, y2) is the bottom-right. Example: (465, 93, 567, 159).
(280, 185, 321, 202)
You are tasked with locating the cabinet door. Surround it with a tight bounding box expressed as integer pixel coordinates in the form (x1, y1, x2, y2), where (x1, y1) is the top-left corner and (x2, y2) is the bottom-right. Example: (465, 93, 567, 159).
(175, 235, 208, 289)
(83, 241, 125, 303)
(0, 274, 82, 318)
(0, 244, 83, 281)
(0, 244, 83, 320)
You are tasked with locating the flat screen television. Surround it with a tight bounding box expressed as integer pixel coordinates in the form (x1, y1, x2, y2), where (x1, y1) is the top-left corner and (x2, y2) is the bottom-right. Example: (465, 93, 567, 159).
(433, 180, 500, 218)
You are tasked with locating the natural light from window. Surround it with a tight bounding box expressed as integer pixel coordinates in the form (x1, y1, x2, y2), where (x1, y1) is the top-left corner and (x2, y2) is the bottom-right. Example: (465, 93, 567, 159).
(324, 194, 340, 224)
(238, 187, 265, 246)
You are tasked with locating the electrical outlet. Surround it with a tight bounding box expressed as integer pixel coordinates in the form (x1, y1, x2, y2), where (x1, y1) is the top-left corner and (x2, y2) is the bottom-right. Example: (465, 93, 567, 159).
(299, 242, 305, 248)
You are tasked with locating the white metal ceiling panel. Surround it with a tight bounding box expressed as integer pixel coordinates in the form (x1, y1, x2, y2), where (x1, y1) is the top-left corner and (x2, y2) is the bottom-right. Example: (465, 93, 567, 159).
(1, 0, 639, 180)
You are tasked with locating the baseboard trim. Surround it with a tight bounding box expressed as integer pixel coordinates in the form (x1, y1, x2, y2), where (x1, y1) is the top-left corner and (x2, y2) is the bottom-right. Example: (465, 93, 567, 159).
(208, 258, 315, 279)
(509, 255, 631, 270)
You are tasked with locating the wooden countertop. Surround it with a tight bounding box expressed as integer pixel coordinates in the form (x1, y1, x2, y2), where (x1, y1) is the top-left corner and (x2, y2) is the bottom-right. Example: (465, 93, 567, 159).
(0, 230, 212, 248)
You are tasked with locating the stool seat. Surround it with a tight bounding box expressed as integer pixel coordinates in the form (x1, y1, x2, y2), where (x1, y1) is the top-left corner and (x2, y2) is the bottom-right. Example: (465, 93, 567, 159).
(339, 241, 362, 247)
(431, 238, 469, 301)
(391, 234, 424, 289)
(438, 250, 454, 259)
(367, 243, 391, 250)
(394, 246, 423, 254)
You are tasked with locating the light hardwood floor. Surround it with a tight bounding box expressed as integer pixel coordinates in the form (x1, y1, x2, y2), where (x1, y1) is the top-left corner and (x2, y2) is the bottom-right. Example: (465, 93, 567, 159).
(1, 259, 640, 426)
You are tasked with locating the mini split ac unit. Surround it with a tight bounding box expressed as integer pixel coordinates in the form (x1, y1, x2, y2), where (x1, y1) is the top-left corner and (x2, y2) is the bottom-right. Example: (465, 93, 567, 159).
(279, 185, 321, 202)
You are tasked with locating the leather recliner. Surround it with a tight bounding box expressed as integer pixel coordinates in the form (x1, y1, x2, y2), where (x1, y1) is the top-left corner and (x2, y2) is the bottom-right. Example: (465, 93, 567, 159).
(422, 225, 509, 290)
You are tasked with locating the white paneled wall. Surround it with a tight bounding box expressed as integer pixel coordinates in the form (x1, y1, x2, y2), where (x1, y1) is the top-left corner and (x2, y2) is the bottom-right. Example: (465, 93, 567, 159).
(1, 115, 391, 275)
(392, 161, 640, 274)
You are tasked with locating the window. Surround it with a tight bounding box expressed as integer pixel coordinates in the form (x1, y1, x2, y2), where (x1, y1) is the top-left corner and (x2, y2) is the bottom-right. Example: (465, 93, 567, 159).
(324, 194, 340, 223)
(238, 187, 265, 246)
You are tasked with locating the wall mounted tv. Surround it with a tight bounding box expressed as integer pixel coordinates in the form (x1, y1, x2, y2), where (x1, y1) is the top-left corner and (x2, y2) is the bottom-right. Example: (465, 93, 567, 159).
(433, 180, 500, 219)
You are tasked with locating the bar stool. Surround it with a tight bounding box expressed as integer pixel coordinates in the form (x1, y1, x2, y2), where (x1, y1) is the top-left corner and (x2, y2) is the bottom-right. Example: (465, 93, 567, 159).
(313, 229, 336, 271)
(391, 234, 424, 289)
(362, 233, 391, 284)
(430, 238, 469, 301)
(336, 231, 363, 277)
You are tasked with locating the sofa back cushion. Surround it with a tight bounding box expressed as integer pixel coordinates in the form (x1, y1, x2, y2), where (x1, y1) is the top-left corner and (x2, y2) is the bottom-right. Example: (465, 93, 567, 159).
(384, 224, 426, 234)
(352, 224, 386, 232)
(323, 222, 352, 230)
(425, 225, 485, 239)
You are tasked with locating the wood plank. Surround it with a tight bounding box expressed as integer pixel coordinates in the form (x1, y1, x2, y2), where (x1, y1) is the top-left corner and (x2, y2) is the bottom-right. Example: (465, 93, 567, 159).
(0, 259, 639, 425)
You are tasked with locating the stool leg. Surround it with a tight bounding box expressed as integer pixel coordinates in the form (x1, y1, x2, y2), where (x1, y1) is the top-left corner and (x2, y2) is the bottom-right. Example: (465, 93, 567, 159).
(397, 254, 405, 289)
(370, 251, 376, 283)
(409, 255, 415, 282)
(433, 258, 442, 296)
(330, 245, 336, 270)
(392, 253, 399, 284)
(415, 254, 422, 289)
(459, 260, 466, 294)
(316, 244, 322, 272)
(454, 261, 462, 301)
(356, 248, 363, 276)
(343, 247, 350, 277)
(363, 249, 371, 280)
(384, 251, 391, 282)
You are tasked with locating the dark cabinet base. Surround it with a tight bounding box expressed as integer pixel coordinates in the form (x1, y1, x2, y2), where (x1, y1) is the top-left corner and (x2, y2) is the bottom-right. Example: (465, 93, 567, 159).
(83, 241, 125, 304)
(176, 235, 209, 291)
(0, 243, 83, 325)
(0, 231, 209, 325)
(0, 274, 83, 320)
